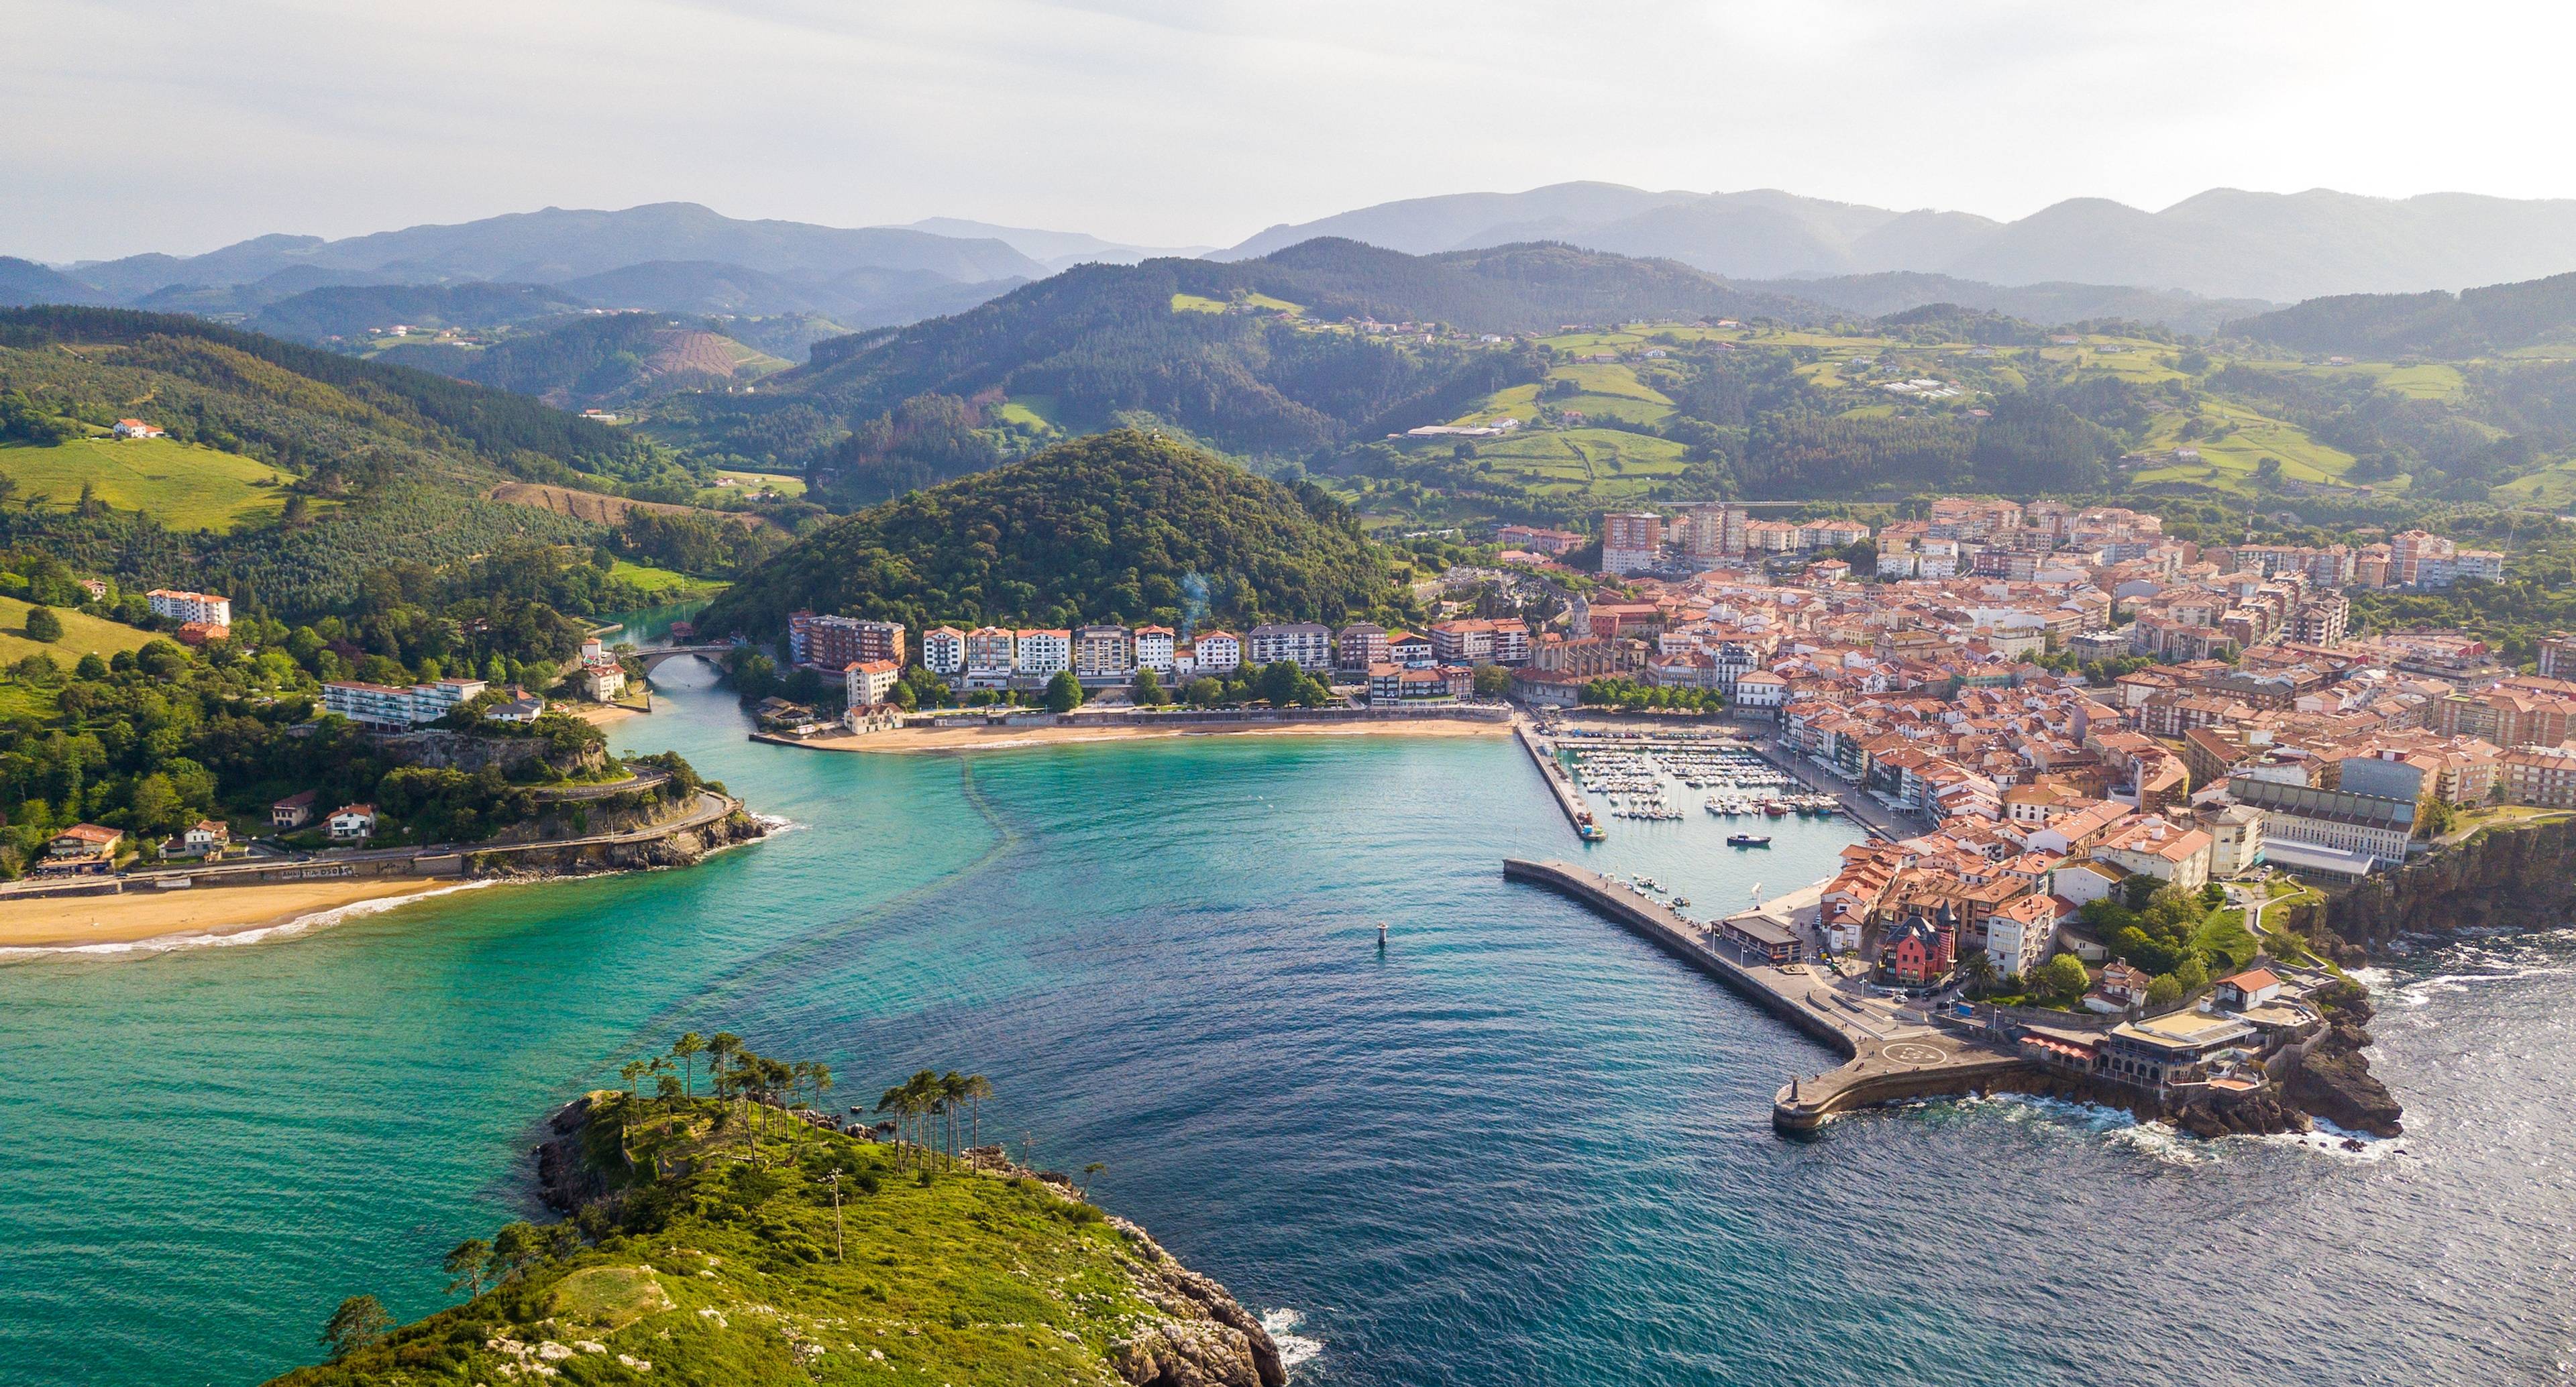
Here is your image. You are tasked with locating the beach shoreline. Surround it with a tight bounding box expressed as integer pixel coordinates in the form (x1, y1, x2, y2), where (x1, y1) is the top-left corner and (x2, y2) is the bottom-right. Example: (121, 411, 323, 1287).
(0, 877, 475, 954)
(762, 714, 1514, 755)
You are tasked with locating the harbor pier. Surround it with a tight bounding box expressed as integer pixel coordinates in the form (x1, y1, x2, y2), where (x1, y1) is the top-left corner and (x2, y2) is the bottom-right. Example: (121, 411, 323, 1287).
(1514, 720, 1603, 842)
(1500, 858, 2027, 1131)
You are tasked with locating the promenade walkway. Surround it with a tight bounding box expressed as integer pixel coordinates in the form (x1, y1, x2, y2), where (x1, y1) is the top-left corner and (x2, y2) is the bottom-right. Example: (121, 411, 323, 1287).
(1501, 858, 2027, 1131)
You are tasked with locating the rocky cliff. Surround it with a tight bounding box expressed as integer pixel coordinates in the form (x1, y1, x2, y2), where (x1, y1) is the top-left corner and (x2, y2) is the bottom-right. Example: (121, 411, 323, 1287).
(467, 795, 767, 879)
(2292, 817, 2576, 958)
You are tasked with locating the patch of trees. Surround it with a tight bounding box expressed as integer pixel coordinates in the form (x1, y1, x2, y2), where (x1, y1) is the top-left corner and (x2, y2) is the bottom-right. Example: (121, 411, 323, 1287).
(2229, 271, 2576, 357)
(612, 508, 784, 577)
(816, 393, 1002, 506)
(1739, 412, 1976, 496)
(1578, 677, 1723, 712)
(1969, 394, 2110, 491)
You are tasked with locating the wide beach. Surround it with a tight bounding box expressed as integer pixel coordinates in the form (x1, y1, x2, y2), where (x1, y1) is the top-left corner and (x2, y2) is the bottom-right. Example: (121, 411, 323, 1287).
(0, 876, 468, 951)
(767, 714, 1515, 753)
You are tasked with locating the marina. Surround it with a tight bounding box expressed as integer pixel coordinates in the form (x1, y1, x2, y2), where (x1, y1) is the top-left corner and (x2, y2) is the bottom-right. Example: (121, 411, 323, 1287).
(1538, 723, 1851, 829)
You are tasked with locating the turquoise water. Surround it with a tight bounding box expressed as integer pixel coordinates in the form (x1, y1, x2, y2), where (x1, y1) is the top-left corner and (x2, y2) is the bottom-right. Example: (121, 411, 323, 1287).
(4, 663, 2573, 1386)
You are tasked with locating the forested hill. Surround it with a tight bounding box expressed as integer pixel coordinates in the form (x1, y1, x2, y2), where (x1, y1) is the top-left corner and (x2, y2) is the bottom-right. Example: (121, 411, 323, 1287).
(0, 307, 722, 612)
(2228, 271, 2576, 357)
(653, 239, 1826, 490)
(0, 307, 669, 486)
(698, 429, 1398, 639)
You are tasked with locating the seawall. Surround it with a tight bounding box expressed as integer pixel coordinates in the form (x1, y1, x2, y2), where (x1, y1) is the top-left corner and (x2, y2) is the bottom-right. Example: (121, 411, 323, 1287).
(1502, 858, 1860, 1057)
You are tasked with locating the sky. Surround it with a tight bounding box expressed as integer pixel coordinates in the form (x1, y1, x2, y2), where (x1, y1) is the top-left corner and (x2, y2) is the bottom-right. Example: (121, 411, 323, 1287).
(10, 0, 2571, 262)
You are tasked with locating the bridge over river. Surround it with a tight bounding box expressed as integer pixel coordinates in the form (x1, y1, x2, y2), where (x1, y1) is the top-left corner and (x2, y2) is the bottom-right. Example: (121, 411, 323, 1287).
(634, 644, 735, 674)
(1501, 859, 2030, 1131)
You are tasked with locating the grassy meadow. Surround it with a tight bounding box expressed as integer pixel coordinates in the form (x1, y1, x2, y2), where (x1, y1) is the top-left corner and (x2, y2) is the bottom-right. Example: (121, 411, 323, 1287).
(0, 436, 302, 531)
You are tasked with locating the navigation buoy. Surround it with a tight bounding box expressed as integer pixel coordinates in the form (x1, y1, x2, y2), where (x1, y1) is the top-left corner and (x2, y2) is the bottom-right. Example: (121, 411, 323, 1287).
(1377, 921, 1388, 950)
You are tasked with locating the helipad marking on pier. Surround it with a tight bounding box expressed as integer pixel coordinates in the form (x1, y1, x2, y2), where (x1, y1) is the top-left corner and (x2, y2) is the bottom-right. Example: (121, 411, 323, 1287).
(1882, 1042, 1947, 1065)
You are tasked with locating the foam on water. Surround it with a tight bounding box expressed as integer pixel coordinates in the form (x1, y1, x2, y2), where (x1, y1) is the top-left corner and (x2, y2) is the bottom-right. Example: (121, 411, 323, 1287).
(1261, 1308, 1324, 1372)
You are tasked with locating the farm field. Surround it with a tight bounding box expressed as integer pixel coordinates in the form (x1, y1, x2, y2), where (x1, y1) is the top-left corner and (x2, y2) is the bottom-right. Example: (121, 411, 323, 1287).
(1458, 427, 1689, 503)
(0, 594, 159, 666)
(1171, 291, 1303, 315)
(699, 468, 804, 502)
(0, 437, 300, 531)
(606, 559, 718, 596)
(2131, 401, 2359, 492)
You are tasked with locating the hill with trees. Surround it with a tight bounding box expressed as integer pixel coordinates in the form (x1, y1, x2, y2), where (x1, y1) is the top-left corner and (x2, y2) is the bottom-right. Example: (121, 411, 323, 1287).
(378, 313, 788, 410)
(698, 429, 1401, 639)
(649, 239, 1824, 482)
(262, 1064, 1284, 1387)
(2228, 271, 2576, 357)
(246, 282, 590, 344)
(0, 307, 760, 613)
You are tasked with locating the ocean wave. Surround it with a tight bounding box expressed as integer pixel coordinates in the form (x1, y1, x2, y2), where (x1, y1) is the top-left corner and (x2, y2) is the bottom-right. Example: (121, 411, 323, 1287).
(1260, 1309, 1324, 1372)
(0, 879, 500, 961)
(2251, 1122, 2408, 1164)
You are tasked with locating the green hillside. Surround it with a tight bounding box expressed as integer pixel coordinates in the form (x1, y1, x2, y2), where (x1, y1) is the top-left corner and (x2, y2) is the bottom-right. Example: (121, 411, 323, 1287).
(0, 435, 304, 531)
(699, 429, 1399, 638)
(2229, 271, 2576, 357)
(0, 307, 725, 613)
(643, 239, 1823, 483)
(264, 1079, 1283, 1387)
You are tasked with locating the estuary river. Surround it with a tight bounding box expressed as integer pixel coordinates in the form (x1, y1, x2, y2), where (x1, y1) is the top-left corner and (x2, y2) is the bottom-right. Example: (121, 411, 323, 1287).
(2, 656, 2571, 1386)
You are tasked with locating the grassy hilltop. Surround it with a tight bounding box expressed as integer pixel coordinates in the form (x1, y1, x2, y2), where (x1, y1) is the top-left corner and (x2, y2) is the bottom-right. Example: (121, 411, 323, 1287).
(266, 1079, 1283, 1387)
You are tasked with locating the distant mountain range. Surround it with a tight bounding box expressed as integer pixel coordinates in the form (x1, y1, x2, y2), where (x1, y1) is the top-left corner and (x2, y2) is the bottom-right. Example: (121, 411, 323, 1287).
(16, 183, 2576, 353)
(1, 204, 1054, 342)
(1220, 182, 2576, 302)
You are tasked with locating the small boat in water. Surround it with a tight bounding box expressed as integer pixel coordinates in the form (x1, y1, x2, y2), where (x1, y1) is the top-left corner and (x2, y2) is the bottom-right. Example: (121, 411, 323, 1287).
(1727, 833, 1773, 848)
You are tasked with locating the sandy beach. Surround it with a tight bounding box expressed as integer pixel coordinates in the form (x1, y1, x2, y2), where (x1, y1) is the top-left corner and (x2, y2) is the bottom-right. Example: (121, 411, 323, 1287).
(574, 702, 648, 727)
(767, 716, 1513, 755)
(0, 877, 464, 951)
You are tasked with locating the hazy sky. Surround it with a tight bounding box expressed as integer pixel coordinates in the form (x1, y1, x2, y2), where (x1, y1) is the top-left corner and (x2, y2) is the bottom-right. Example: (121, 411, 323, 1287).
(11, 0, 2568, 262)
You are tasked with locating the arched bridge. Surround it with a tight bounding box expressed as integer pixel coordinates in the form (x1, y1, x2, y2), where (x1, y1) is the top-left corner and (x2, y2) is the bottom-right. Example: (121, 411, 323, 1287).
(635, 644, 736, 673)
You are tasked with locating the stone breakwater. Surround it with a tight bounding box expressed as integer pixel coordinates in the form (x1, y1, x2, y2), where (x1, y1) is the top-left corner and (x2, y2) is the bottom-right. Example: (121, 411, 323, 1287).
(1505, 858, 2402, 1139)
(1499, 858, 2027, 1131)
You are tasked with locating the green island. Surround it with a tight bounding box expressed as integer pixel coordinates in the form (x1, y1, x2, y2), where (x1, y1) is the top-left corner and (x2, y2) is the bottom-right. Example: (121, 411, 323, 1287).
(268, 1040, 1283, 1387)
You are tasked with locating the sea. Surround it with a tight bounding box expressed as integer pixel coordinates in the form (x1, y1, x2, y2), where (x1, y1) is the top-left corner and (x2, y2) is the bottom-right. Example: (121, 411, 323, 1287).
(2, 618, 2571, 1386)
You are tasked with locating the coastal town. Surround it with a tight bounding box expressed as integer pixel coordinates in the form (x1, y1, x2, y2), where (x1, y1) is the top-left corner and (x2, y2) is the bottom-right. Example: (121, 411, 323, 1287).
(752, 493, 2568, 1138)
(19, 494, 2548, 1133)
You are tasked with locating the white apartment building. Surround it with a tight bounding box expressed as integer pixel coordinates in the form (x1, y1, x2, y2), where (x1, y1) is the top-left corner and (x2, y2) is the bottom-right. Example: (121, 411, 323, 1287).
(921, 626, 965, 677)
(1014, 628, 1071, 677)
(1134, 625, 1176, 674)
(1248, 622, 1333, 671)
(147, 588, 232, 626)
(845, 658, 902, 706)
(322, 677, 489, 730)
(1191, 630, 1242, 675)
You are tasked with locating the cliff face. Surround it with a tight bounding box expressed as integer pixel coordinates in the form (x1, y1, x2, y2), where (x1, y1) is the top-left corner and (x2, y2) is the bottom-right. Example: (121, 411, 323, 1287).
(2298, 818, 2576, 958)
(466, 799, 767, 878)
